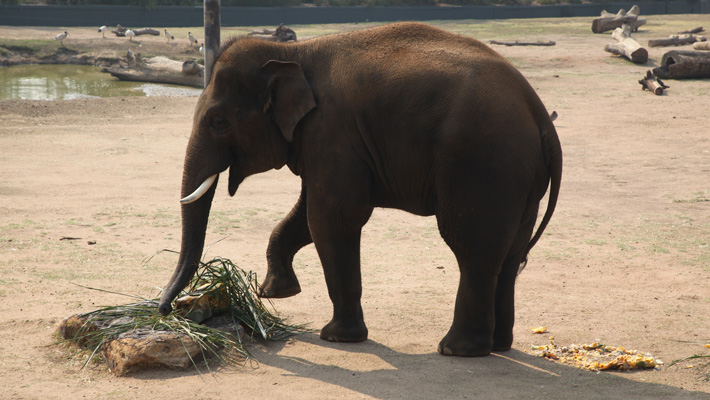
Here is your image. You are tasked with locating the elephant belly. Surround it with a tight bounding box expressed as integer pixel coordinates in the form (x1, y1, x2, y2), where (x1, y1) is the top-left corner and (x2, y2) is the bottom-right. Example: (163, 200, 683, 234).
(370, 187, 436, 217)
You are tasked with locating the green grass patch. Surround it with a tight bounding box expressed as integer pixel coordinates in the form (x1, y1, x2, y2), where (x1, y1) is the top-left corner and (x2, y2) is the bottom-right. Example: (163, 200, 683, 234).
(673, 191, 710, 204)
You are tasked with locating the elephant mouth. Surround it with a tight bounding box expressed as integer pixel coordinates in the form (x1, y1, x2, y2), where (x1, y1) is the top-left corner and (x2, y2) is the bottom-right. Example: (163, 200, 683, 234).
(228, 163, 244, 197)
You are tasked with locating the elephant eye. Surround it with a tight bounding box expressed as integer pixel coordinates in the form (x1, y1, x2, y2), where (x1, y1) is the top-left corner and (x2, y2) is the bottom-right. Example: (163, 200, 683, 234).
(210, 116, 231, 134)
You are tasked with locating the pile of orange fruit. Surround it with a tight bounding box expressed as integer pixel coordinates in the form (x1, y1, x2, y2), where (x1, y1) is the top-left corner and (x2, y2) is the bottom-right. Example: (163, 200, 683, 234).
(529, 336, 663, 371)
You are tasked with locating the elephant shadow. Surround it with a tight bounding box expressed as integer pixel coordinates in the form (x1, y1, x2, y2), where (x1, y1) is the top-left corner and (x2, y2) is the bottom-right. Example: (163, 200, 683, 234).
(125, 332, 706, 399)
(243, 333, 707, 400)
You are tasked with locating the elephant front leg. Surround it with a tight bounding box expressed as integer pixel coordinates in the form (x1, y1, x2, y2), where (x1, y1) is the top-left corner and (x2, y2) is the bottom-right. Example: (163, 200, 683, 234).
(313, 228, 368, 343)
(308, 193, 373, 343)
(259, 183, 312, 298)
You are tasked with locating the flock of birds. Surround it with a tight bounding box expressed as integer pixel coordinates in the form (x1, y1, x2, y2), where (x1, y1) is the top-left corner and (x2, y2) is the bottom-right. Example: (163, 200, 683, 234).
(55, 26, 204, 53)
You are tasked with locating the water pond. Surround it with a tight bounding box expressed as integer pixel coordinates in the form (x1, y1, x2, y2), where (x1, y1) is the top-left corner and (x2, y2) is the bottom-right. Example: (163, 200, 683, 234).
(0, 64, 202, 101)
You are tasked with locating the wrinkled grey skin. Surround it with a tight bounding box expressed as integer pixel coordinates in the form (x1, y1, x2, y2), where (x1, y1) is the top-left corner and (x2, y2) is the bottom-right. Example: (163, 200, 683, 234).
(158, 22, 562, 357)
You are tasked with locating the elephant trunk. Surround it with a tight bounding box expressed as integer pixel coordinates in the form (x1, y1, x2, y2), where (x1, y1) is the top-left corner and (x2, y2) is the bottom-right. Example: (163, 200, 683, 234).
(158, 175, 219, 316)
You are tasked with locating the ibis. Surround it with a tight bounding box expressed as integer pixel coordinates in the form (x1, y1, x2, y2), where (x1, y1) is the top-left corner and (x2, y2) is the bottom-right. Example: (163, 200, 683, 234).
(188, 32, 198, 46)
(164, 29, 175, 43)
(98, 25, 108, 38)
(54, 31, 68, 45)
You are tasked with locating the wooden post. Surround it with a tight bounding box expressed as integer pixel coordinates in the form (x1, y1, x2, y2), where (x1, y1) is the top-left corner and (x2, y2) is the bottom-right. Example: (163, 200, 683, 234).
(204, 0, 220, 88)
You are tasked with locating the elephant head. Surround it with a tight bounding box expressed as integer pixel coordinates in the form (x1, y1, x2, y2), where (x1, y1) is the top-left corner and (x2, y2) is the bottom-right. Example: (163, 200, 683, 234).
(157, 49, 316, 316)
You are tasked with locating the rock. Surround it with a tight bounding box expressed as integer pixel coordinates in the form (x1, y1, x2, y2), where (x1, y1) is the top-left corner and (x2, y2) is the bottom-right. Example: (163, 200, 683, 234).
(58, 314, 97, 347)
(100, 329, 203, 375)
(58, 299, 244, 375)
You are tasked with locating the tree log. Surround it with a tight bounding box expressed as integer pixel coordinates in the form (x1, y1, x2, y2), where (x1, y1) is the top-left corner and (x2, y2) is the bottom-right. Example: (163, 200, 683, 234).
(489, 40, 556, 46)
(111, 24, 126, 36)
(592, 5, 646, 34)
(111, 25, 160, 37)
(132, 28, 160, 36)
(102, 50, 204, 88)
(247, 24, 297, 42)
(638, 70, 669, 95)
(648, 34, 706, 48)
(653, 50, 710, 79)
(693, 41, 710, 50)
(604, 24, 648, 64)
(678, 27, 704, 35)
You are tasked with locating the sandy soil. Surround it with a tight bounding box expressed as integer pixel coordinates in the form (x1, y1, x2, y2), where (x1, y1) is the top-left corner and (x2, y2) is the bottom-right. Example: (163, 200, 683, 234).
(1, 16, 709, 400)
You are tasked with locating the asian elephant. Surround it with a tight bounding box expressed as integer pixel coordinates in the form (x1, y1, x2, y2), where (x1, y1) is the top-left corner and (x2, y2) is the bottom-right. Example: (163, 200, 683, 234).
(158, 22, 562, 357)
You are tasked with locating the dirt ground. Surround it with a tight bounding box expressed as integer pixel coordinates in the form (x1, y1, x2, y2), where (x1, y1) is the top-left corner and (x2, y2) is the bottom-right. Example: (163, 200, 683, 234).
(1, 15, 709, 400)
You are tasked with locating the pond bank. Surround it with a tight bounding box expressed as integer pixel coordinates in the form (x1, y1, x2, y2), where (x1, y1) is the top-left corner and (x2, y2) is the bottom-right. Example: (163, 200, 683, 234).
(0, 50, 119, 68)
(0, 64, 203, 100)
(0, 30, 204, 70)
(0, 34, 205, 89)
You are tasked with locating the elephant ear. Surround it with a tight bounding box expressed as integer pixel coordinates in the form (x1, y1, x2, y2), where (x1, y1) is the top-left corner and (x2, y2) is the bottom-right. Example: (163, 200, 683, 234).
(261, 60, 316, 142)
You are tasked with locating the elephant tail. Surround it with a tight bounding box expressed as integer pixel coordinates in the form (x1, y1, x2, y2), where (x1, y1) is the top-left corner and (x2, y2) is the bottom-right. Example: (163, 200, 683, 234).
(525, 122, 562, 256)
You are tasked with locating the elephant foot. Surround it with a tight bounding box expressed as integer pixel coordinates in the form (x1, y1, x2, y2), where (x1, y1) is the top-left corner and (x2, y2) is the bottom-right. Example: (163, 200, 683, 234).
(320, 318, 368, 343)
(258, 271, 301, 298)
(492, 332, 513, 352)
(437, 331, 492, 357)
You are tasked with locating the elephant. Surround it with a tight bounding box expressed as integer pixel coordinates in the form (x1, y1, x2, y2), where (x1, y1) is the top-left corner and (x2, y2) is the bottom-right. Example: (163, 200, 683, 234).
(157, 22, 562, 357)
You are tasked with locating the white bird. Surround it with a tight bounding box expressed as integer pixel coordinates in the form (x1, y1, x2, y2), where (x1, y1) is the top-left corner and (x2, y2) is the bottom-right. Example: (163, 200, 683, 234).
(199, 43, 204, 55)
(54, 31, 68, 45)
(164, 29, 174, 43)
(188, 32, 198, 46)
(98, 25, 108, 38)
(125, 29, 136, 42)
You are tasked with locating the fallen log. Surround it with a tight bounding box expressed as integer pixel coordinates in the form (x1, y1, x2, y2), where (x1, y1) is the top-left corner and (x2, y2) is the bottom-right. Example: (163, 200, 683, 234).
(102, 50, 204, 88)
(247, 23, 297, 42)
(111, 25, 160, 37)
(678, 27, 704, 35)
(135, 28, 159, 36)
(653, 50, 710, 79)
(604, 24, 648, 64)
(592, 5, 646, 34)
(693, 41, 710, 50)
(638, 70, 669, 95)
(648, 34, 706, 48)
(489, 40, 556, 46)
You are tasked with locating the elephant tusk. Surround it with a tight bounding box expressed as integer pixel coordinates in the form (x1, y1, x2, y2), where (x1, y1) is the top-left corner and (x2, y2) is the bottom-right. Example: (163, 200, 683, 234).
(180, 174, 217, 204)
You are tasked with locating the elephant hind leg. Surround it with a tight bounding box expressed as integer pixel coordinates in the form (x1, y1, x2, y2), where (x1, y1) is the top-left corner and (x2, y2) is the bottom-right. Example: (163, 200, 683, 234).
(259, 183, 312, 298)
(435, 190, 525, 357)
(492, 203, 540, 352)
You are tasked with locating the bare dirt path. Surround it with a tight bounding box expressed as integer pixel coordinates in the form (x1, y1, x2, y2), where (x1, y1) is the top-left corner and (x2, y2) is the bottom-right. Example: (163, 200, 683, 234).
(0, 15, 708, 399)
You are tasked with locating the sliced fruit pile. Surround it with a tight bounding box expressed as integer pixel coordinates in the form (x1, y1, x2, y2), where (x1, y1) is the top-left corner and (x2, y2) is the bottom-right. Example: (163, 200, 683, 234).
(529, 336, 663, 371)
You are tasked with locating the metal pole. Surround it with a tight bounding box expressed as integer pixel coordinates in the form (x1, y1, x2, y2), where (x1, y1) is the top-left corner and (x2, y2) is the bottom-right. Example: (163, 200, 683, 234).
(204, 0, 220, 88)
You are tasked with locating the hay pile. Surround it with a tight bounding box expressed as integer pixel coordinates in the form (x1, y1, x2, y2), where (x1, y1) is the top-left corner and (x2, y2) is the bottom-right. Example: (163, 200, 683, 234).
(58, 257, 308, 374)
